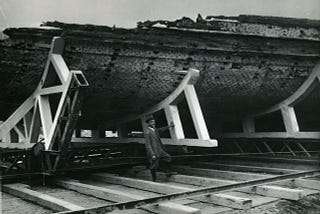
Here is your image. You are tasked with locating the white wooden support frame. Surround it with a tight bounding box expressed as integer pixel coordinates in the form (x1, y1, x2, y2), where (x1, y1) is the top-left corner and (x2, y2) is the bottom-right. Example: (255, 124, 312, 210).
(0, 37, 88, 152)
(220, 62, 320, 140)
(72, 68, 217, 147)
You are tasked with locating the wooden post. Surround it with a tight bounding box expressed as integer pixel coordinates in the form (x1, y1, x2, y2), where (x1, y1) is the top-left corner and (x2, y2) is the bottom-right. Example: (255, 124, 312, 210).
(184, 85, 210, 140)
(164, 105, 185, 139)
(91, 130, 100, 139)
(38, 96, 53, 147)
(23, 111, 33, 140)
(281, 106, 299, 134)
(117, 124, 128, 138)
(141, 116, 149, 134)
(29, 104, 41, 144)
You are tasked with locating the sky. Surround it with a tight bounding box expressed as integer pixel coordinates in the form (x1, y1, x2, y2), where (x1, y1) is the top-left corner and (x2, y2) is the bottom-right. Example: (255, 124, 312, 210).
(1, 0, 320, 31)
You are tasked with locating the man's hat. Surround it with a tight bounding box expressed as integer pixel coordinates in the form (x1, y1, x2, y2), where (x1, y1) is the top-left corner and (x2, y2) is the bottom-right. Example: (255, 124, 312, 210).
(145, 115, 155, 123)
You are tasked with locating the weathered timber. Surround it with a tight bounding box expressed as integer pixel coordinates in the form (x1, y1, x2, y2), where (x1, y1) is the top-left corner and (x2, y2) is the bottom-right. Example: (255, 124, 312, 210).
(2, 183, 83, 211)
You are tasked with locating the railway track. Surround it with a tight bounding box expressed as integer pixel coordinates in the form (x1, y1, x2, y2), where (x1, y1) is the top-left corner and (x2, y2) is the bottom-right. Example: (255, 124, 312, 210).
(2, 154, 320, 214)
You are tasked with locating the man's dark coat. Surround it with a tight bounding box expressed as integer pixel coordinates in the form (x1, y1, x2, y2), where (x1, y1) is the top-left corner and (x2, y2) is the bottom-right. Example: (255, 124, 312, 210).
(144, 126, 171, 169)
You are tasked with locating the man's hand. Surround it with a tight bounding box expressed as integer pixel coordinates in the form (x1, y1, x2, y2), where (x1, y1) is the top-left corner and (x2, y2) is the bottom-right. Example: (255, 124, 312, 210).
(152, 155, 157, 160)
(169, 122, 175, 128)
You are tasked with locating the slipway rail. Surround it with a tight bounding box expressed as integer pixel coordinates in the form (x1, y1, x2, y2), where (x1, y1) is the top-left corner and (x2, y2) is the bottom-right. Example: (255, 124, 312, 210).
(57, 169, 320, 214)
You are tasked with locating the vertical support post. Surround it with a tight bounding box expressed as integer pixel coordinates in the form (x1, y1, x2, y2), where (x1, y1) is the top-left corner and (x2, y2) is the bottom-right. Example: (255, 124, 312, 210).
(91, 130, 100, 139)
(184, 85, 210, 140)
(281, 106, 299, 134)
(243, 117, 255, 133)
(13, 124, 26, 141)
(117, 124, 128, 138)
(23, 111, 32, 140)
(29, 104, 41, 144)
(164, 105, 185, 139)
(75, 129, 81, 138)
(38, 96, 53, 146)
(3, 131, 11, 143)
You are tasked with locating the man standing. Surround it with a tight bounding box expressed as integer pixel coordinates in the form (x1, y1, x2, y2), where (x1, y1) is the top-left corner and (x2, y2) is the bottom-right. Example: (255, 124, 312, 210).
(144, 115, 176, 182)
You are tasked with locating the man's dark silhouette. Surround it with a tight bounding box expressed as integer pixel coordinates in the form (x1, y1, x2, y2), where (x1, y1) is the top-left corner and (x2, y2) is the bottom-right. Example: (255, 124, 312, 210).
(144, 115, 176, 182)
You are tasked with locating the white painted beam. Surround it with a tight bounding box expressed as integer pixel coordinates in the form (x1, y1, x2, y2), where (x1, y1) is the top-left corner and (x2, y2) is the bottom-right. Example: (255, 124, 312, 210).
(0, 96, 35, 138)
(71, 137, 217, 147)
(184, 85, 210, 140)
(51, 54, 70, 83)
(38, 85, 65, 95)
(164, 105, 185, 139)
(28, 104, 41, 143)
(281, 106, 299, 133)
(23, 111, 33, 140)
(38, 95, 53, 146)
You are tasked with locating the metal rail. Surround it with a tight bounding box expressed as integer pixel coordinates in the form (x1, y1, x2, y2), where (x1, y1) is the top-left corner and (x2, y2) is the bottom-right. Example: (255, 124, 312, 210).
(57, 169, 320, 214)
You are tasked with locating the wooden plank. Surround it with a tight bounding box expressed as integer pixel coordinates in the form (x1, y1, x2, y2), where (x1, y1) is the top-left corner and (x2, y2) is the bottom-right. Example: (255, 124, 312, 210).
(164, 105, 185, 139)
(2, 183, 83, 211)
(91, 173, 252, 209)
(23, 111, 33, 140)
(0, 142, 35, 149)
(128, 169, 279, 208)
(131, 168, 317, 205)
(281, 106, 299, 133)
(282, 178, 320, 191)
(91, 173, 191, 194)
(129, 168, 314, 205)
(55, 170, 320, 214)
(231, 156, 320, 166)
(172, 165, 272, 181)
(28, 104, 41, 144)
(55, 179, 137, 202)
(38, 85, 65, 95)
(71, 137, 217, 147)
(38, 96, 53, 146)
(56, 179, 200, 214)
(245, 185, 304, 200)
(191, 162, 302, 174)
(201, 193, 251, 210)
(51, 54, 70, 83)
(127, 168, 236, 186)
(219, 131, 320, 139)
(147, 202, 201, 214)
(211, 156, 319, 171)
(184, 85, 210, 140)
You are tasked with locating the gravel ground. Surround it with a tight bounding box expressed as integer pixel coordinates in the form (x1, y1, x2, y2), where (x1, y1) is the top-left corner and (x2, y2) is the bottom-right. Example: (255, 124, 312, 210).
(229, 193, 320, 214)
